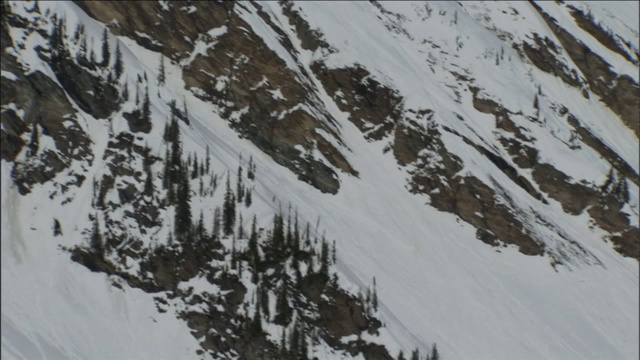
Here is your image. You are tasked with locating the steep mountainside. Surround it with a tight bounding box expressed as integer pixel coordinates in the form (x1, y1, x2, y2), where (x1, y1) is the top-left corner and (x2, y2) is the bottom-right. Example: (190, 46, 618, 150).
(1, 1, 638, 359)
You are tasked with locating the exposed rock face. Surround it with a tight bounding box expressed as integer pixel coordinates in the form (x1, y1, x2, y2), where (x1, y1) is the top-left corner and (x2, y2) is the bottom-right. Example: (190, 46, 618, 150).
(530, 2, 640, 137)
(76, 0, 356, 195)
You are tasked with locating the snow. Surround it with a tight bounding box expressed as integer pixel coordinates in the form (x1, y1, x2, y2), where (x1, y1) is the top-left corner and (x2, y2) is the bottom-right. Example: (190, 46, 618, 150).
(1, 70, 18, 81)
(2, 1, 639, 360)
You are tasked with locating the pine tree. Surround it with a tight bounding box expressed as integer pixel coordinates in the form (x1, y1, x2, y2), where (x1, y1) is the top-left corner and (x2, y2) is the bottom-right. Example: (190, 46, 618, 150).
(236, 164, 244, 203)
(411, 348, 420, 360)
(114, 41, 123, 79)
(223, 174, 236, 236)
(250, 304, 262, 335)
(397, 351, 406, 360)
(237, 213, 244, 239)
(289, 320, 300, 358)
(53, 218, 62, 236)
(197, 211, 206, 240)
(174, 166, 192, 241)
(158, 53, 166, 85)
(272, 213, 285, 251)
(259, 283, 270, 318)
(249, 215, 258, 259)
(274, 279, 291, 325)
(372, 276, 378, 311)
(100, 28, 110, 67)
(244, 188, 252, 207)
(90, 215, 103, 255)
(142, 85, 151, 124)
(205, 145, 211, 174)
(320, 238, 330, 278)
(332, 240, 337, 263)
(191, 154, 199, 179)
(280, 327, 287, 357)
(27, 123, 39, 157)
(213, 206, 221, 238)
(144, 166, 154, 196)
(430, 343, 439, 360)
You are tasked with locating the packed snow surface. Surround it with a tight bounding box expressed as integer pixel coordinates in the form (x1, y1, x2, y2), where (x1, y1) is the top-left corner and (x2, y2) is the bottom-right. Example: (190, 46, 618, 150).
(2, 1, 638, 359)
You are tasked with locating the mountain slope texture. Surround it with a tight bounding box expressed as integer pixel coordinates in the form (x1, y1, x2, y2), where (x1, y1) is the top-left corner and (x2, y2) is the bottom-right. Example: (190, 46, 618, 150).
(1, 1, 638, 359)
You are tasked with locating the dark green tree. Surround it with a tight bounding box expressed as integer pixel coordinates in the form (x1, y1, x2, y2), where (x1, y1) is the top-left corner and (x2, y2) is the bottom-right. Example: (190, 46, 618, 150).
(274, 278, 291, 325)
(144, 166, 154, 196)
(53, 218, 62, 236)
(174, 166, 192, 241)
(100, 28, 110, 67)
(213, 206, 221, 238)
(158, 53, 166, 85)
(90, 215, 103, 255)
(431, 343, 439, 360)
(411, 348, 420, 360)
(27, 123, 39, 157)
(320, 238, 330, 278)
(114, 41, 123, 79)
(223, 174, 236, 236)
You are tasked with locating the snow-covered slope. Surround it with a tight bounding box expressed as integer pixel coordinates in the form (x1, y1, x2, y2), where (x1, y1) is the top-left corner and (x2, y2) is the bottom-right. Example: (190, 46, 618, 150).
(2, 1, 638, 359)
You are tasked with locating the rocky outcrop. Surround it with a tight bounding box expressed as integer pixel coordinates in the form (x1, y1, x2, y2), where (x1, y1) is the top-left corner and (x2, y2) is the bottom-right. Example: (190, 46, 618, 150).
(76, 1, 356, 195)
(531, 2, 640, 137)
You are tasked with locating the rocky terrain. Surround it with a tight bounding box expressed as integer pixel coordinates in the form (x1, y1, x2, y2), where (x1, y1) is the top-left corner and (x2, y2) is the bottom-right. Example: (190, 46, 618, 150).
(2, 1, 638, 359)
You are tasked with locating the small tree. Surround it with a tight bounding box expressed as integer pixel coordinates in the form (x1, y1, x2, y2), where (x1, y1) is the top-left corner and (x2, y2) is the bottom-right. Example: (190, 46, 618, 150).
(158, 53, 166, 85)
(431, 343, 439, 360)
(213, 206, 221, 238)
(100, 28, 110, 67)
(53, 219, 62, 236)
(27, 123, 39, 157)
(90, 215, 103, 255)
(114, 42, 123, 79)
(223, 174, 236, 236)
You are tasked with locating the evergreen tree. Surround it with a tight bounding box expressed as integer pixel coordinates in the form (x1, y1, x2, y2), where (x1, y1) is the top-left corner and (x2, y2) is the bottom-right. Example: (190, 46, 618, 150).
(237, 213, 244, 239)
(223, 174, 236, 236)
(280, 327, 287, 357)
(174, 166, 192, 241)
(144, 166, 154, 196)
(320, 238, 330, 278)
(78, 35, 87, 62)
(205, 145, 211, 174)
(259, 283, 270, 318)
(397, 351, 406, 360)
(250, 304, 262, 335)
(430, 344, 439, 360)
(27, 123, 39, 157)
(272, 213, 285, 251)
(372, 276, 378, 311)
(90, 215, 103, 255)
(197, 211, 206, 240)
(274, 278, 291, 325)
(289, 320, 300, 359)
(411, 348, 420, 360)
(53, 218, 62, 236)
(114, 42, 123, 79)
(249, 215, 258, 259)
(236, 164, 244, 203)
(247, 155, 255, 180)
(158, 54, 166, 85)
(332, 240, 337, 263)
(293, 210, 300, 252)
(213, 206, 221, 238)
(244, 188, 252, 207)
(122, 82, 129, 101)
(142, 85, 151, 124)
(191, 154, 199, 179)
(100, 28, 110, 67)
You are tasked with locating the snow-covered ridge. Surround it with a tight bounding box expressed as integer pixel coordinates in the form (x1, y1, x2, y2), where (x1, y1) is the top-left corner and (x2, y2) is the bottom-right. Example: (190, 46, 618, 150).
(2, 1, 638, 359)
